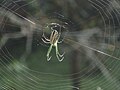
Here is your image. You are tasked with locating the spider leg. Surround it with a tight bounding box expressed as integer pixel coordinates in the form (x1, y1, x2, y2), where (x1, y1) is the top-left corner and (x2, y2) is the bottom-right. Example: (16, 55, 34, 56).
(42, 33, 50, 41)
(56, 54, 64, 62)
(47, 44, 53, 61)
(56, 44, 65, 57)
(41, 38, 50, 44)
(59, 52, 65, 57)
(55, 45, 64, 62)
(57, 34, 64, 44)
(58, 39, 64, 43)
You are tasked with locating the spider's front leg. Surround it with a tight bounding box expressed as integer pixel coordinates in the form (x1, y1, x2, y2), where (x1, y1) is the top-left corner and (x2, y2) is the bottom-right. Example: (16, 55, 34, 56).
(57, 34, 64, 44)
(58, 39, 64, 44)
(41, 33, 50, 44)
(47, 44, 53, 61)
(55, 45, 64, 62)
(42, 33, 50, 41)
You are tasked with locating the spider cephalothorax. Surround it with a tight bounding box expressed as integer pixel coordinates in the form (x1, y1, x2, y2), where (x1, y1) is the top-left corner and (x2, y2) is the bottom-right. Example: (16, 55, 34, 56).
(42, 24, 64, 62)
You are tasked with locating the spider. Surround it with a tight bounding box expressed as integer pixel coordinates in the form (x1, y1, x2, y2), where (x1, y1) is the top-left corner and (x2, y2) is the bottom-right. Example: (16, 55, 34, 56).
(42, 26, 64, 62)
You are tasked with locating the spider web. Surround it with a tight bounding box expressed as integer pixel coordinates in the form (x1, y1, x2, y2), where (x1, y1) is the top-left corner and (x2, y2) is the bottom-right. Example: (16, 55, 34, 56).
(0, 0, 120, 90)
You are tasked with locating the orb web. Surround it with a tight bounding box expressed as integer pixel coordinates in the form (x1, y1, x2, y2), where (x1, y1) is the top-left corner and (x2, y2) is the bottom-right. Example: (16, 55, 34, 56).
(0, 0, 120, 90)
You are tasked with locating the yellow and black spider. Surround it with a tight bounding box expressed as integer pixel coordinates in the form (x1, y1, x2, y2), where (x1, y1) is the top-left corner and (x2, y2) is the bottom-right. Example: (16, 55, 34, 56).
(42, 23, 65, 62)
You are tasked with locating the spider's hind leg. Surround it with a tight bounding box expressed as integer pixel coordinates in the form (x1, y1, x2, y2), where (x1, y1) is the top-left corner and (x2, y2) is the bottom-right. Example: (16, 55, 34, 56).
(47, 45, 53, 61)
(55, 45, 65, 62)
(47, 56, 52, 61)
(56, 54, 64, 62)
(58, 52, 65, 57)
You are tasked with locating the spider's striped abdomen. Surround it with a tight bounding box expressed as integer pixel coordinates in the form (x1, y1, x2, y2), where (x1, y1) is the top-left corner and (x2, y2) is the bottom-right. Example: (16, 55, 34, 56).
(50, 30, 59, 45)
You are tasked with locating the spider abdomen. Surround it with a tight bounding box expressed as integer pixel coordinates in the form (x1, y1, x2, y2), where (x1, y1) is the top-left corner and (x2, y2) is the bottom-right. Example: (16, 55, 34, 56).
(50, 30, 59, 45)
